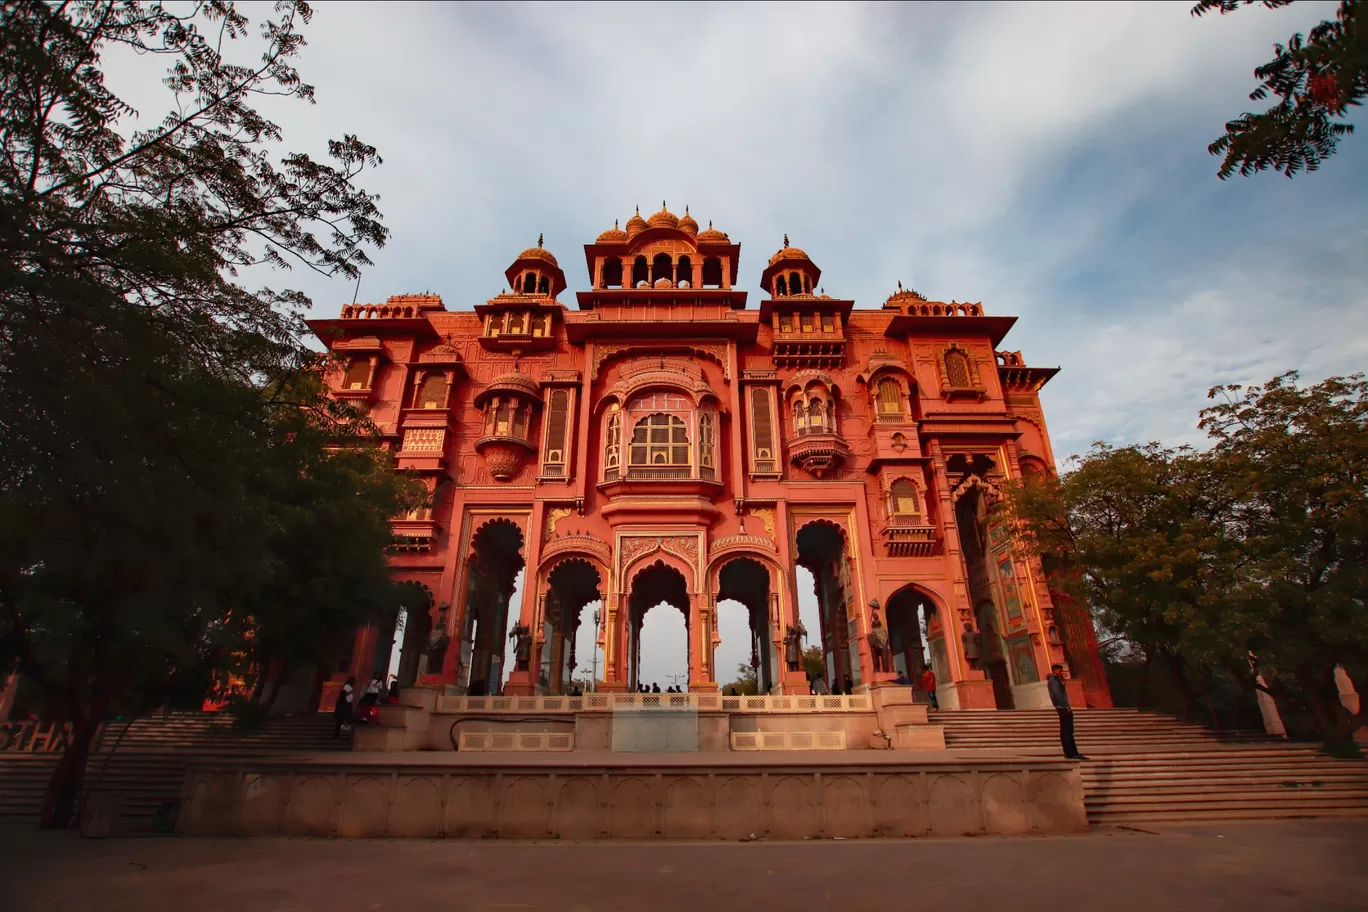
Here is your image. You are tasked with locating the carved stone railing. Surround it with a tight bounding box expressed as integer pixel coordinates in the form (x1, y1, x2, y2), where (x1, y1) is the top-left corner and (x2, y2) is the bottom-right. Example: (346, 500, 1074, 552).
(730, 731, 847, 751)
(436, 693, 872, 714)
(458, 731, 574, 751)
(882, 522, 937, 557)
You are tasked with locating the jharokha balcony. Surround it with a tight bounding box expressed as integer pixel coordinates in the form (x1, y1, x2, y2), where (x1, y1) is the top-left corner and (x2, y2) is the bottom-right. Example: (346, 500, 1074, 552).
(881, 520, 938, 557)
(788, 429, 849, 478)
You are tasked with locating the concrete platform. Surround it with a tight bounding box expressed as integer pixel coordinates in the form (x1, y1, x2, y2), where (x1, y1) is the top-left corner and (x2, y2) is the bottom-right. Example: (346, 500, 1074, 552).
(176, 748, 1085, 840)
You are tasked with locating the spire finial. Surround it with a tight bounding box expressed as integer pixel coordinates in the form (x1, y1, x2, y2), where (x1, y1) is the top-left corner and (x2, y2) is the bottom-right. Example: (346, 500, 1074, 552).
(537, 232, 543, 248)
(784, 233, 789, 247)
(635, 204, 640, 215)
(684, 205, 690, 215)
(708, 220, 713, 228)
(614, 219, 619, 229)
(898, 280, 903, 291)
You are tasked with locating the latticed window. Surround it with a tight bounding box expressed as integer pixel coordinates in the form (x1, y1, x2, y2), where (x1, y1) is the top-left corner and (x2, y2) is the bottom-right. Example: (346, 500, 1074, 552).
(630, 414, 689, 466)
(890, 479, 920, 517)
(699, 411, 715, 469)
(875, 377, 903, 419)
(793, 400, 806, 434)
(486, 315, 501, 337)
(779, 313, 793, 333)
(495, 400, 511, 435)
(750, 387, 774, 460)
(343, 358, 371, 390)
(508, 312, 526, 335)
(945, 350, 972, 388)
(544, 390, 569, 465)
(532, 314, 549, 337)
(807, 399, 824, 432)
(416, 373, 447, 409)
(512, 403, 528, 439)
(604, 405, 622, 473)
(821, 312, 835, 333)
(800, 313, 813, 333)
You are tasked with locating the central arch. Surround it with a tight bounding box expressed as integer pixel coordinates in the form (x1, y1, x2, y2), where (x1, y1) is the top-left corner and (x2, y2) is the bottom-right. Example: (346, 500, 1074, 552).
(457, 518, 525, 695)
(796, 520, 858, 692)
(885, 583, 944, 700)
(626, 560, 690, 692)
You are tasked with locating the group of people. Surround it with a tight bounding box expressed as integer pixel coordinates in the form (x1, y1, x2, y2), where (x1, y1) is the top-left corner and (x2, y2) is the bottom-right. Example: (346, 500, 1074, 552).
(888, 666, 940, 709)
(634, 682, 682, 694)
(332, 673, 402, 739)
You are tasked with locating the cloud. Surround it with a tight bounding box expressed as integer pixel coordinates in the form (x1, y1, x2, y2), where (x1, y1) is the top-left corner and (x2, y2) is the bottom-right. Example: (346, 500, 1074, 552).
(97, 1, 1366, 684)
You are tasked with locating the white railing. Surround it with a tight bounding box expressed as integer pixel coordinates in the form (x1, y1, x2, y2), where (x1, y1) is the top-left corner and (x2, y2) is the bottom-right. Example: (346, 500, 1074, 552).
(458, 731, 575, 752)
(437, 693, 871, 715)
(730, 731, 847, 751)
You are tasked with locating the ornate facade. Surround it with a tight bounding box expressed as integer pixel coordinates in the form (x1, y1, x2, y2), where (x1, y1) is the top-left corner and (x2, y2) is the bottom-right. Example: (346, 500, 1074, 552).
(309, 206, 1111, 710)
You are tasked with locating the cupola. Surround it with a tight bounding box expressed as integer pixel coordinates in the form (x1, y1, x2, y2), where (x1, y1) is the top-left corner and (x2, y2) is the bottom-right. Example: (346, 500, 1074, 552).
(761, 235, 821, 297)
(505, 234, 567, 298)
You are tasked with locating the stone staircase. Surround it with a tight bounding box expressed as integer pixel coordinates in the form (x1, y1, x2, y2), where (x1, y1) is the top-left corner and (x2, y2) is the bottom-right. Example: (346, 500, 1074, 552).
(937, 708, 1368, 824)
(0, 713, 346, 832)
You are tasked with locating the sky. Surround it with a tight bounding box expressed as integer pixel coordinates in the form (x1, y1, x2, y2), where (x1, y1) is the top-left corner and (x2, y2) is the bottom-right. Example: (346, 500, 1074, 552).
(108, 1, 1367, 688)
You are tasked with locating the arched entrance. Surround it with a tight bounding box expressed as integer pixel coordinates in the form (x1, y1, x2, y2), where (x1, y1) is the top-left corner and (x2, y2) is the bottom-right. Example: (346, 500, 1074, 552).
(458, 519, 525, 695)
(626, 561, 689, 691)
(885, 584, 939, 689)
(540, 559, 603, 694)
(796, 521, 858, 692)
(716, 557, 775, 694)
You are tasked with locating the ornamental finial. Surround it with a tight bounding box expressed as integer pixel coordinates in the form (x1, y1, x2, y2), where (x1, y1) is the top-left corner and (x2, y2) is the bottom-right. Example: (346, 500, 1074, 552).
(783, 233, 789, 247)
(537, 233, 543, 248)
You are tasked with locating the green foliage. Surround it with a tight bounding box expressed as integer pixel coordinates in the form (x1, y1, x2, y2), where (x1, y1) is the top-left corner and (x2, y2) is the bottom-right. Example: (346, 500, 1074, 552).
(1003, 372, 1368, 743)
(723, 663, 759, 696)
(0, 1, 410, 826)
(1193, 0, 1366, 177)
(803, 646, 825, 682)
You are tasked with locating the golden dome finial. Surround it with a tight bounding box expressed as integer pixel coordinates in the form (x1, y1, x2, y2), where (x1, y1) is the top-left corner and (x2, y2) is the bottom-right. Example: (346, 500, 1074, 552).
(784, 234, 789, 247)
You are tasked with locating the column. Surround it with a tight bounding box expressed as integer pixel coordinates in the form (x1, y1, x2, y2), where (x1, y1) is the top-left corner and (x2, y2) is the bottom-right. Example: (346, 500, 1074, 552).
(620, 256, 631, 289)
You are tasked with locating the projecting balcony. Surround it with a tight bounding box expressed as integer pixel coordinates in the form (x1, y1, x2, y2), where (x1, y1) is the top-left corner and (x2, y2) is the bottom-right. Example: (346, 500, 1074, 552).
(597, 463, 723, 503)
(881, 521, 938, 557)
(788, 430, 849, 478)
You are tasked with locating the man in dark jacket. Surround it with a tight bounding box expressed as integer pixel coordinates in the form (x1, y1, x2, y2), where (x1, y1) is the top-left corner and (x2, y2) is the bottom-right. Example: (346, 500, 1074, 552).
(1048, 664, 1088, 761)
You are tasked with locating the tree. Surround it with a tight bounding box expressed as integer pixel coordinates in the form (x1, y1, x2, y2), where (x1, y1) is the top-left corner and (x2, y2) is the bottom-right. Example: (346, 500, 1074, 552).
(802, 645, 825, 683)
(1199, 372, 1368, 743)
(0, 1, 406, 826)
(1194, 1, 1366, 178)
(723, 663, 759, 696)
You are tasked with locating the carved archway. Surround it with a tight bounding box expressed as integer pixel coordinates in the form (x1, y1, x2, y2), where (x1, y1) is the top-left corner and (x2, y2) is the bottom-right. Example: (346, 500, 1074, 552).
(624, 559, 691, 692)
(795, 519, 858, 691)
(455, 518, 527, 695)
(539, 558, 604, 694)
(714, 556, 776, 694)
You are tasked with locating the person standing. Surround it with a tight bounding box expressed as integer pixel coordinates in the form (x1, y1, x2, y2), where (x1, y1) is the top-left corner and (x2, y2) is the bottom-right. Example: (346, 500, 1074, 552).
(919, 665, 938, 710)
(361, 673, 383, 709)
(332, 676, 356, 739)
(1048, 664, 1088, 760)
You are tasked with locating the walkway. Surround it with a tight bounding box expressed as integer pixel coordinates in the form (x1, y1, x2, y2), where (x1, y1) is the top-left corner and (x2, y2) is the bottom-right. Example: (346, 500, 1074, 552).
(2, 819, 1364, 911)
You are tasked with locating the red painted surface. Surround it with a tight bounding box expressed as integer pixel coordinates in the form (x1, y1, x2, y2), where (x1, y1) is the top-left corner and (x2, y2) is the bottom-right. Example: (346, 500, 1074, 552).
(307, 208, 1107, 707)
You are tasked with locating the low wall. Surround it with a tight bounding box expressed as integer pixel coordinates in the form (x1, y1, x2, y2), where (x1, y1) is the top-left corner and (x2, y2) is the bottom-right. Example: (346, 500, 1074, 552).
(177, 754, 1087, 840)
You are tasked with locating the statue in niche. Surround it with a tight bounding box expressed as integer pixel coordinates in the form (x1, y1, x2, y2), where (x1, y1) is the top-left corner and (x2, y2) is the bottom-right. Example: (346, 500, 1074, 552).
(961, 624, 981, 670)
(784, 622, 807, 672)
(509, 622, 532, 672)
(867, 602, 891, 673)
(425, 605, 450, 675)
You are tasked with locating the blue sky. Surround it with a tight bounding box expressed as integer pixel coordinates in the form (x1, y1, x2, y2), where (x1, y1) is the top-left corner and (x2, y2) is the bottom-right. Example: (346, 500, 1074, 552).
(111, 1, 1367, 688)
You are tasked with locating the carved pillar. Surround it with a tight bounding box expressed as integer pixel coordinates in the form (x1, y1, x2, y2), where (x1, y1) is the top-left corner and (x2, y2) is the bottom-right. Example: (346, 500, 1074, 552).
(620, 256, 631, 290)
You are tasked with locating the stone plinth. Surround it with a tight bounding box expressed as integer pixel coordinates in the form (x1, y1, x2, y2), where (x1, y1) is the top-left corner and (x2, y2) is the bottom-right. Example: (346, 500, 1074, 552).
(177, 751, 1087, 840)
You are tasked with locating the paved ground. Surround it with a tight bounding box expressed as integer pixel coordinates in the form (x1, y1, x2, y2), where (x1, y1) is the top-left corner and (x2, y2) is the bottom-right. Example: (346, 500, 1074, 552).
(2, 820, 1364, 911)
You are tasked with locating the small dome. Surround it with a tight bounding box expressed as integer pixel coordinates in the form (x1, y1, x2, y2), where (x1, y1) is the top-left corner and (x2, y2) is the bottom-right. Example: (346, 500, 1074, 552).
(624, 206, 647, 238)
(646, 201, 678, 230)
(884, 281, 928, 306)
(596, 219, 628, 244)
(678, 206, 698, 236)
(696, 220, 729, 244)
(768, 234, 810, 266)
(517, 233, 558, 267)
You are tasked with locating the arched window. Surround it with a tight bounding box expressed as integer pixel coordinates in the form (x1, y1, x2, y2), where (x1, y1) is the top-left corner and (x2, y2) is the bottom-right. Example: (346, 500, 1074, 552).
(789, 272, 802, 295)
(537, 275, 550, 294)
(825, 399, 835, 432)
(651, 253, 673, 285)
(512, 402, 528, 439)
(676, 255, 692, 288)
(523, 273, 536, 293)
(495, 399, 511, 435)
(416, 373, 447, 409)
(793, 400, 805, 434)
(544, 390, 570, 468)
(602, 258, 623, 288)
(629, 414, 689, 466)
(343, 358, 371, 390)
(945, 350, 972, 388)
(890, 479, 920, 518)
(507, 311, 525, 335)
(875, 377, 903, 420)
(699, 411, 715, 469)
(531, 313, 549, 337)
(632, 256, 649, 287)
(604, 405, 622, 475)
(807, 398, 824, 431)
(776, 275, 788, 296)
(750, 387, 774, 461)
(701, 257, 723, 288)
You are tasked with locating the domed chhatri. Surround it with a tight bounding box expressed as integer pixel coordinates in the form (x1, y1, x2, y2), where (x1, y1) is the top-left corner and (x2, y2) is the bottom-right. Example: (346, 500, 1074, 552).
(677, 205, 698, 236)
(695, 219, 728, 244)
(517, 233, 559, 268)
(313, 206, 1108, 715)
(624, 205, 648, 238)
(646, 201, 679, 230)
(596, 219, 628, 244)
(768, 233, 810, 266)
